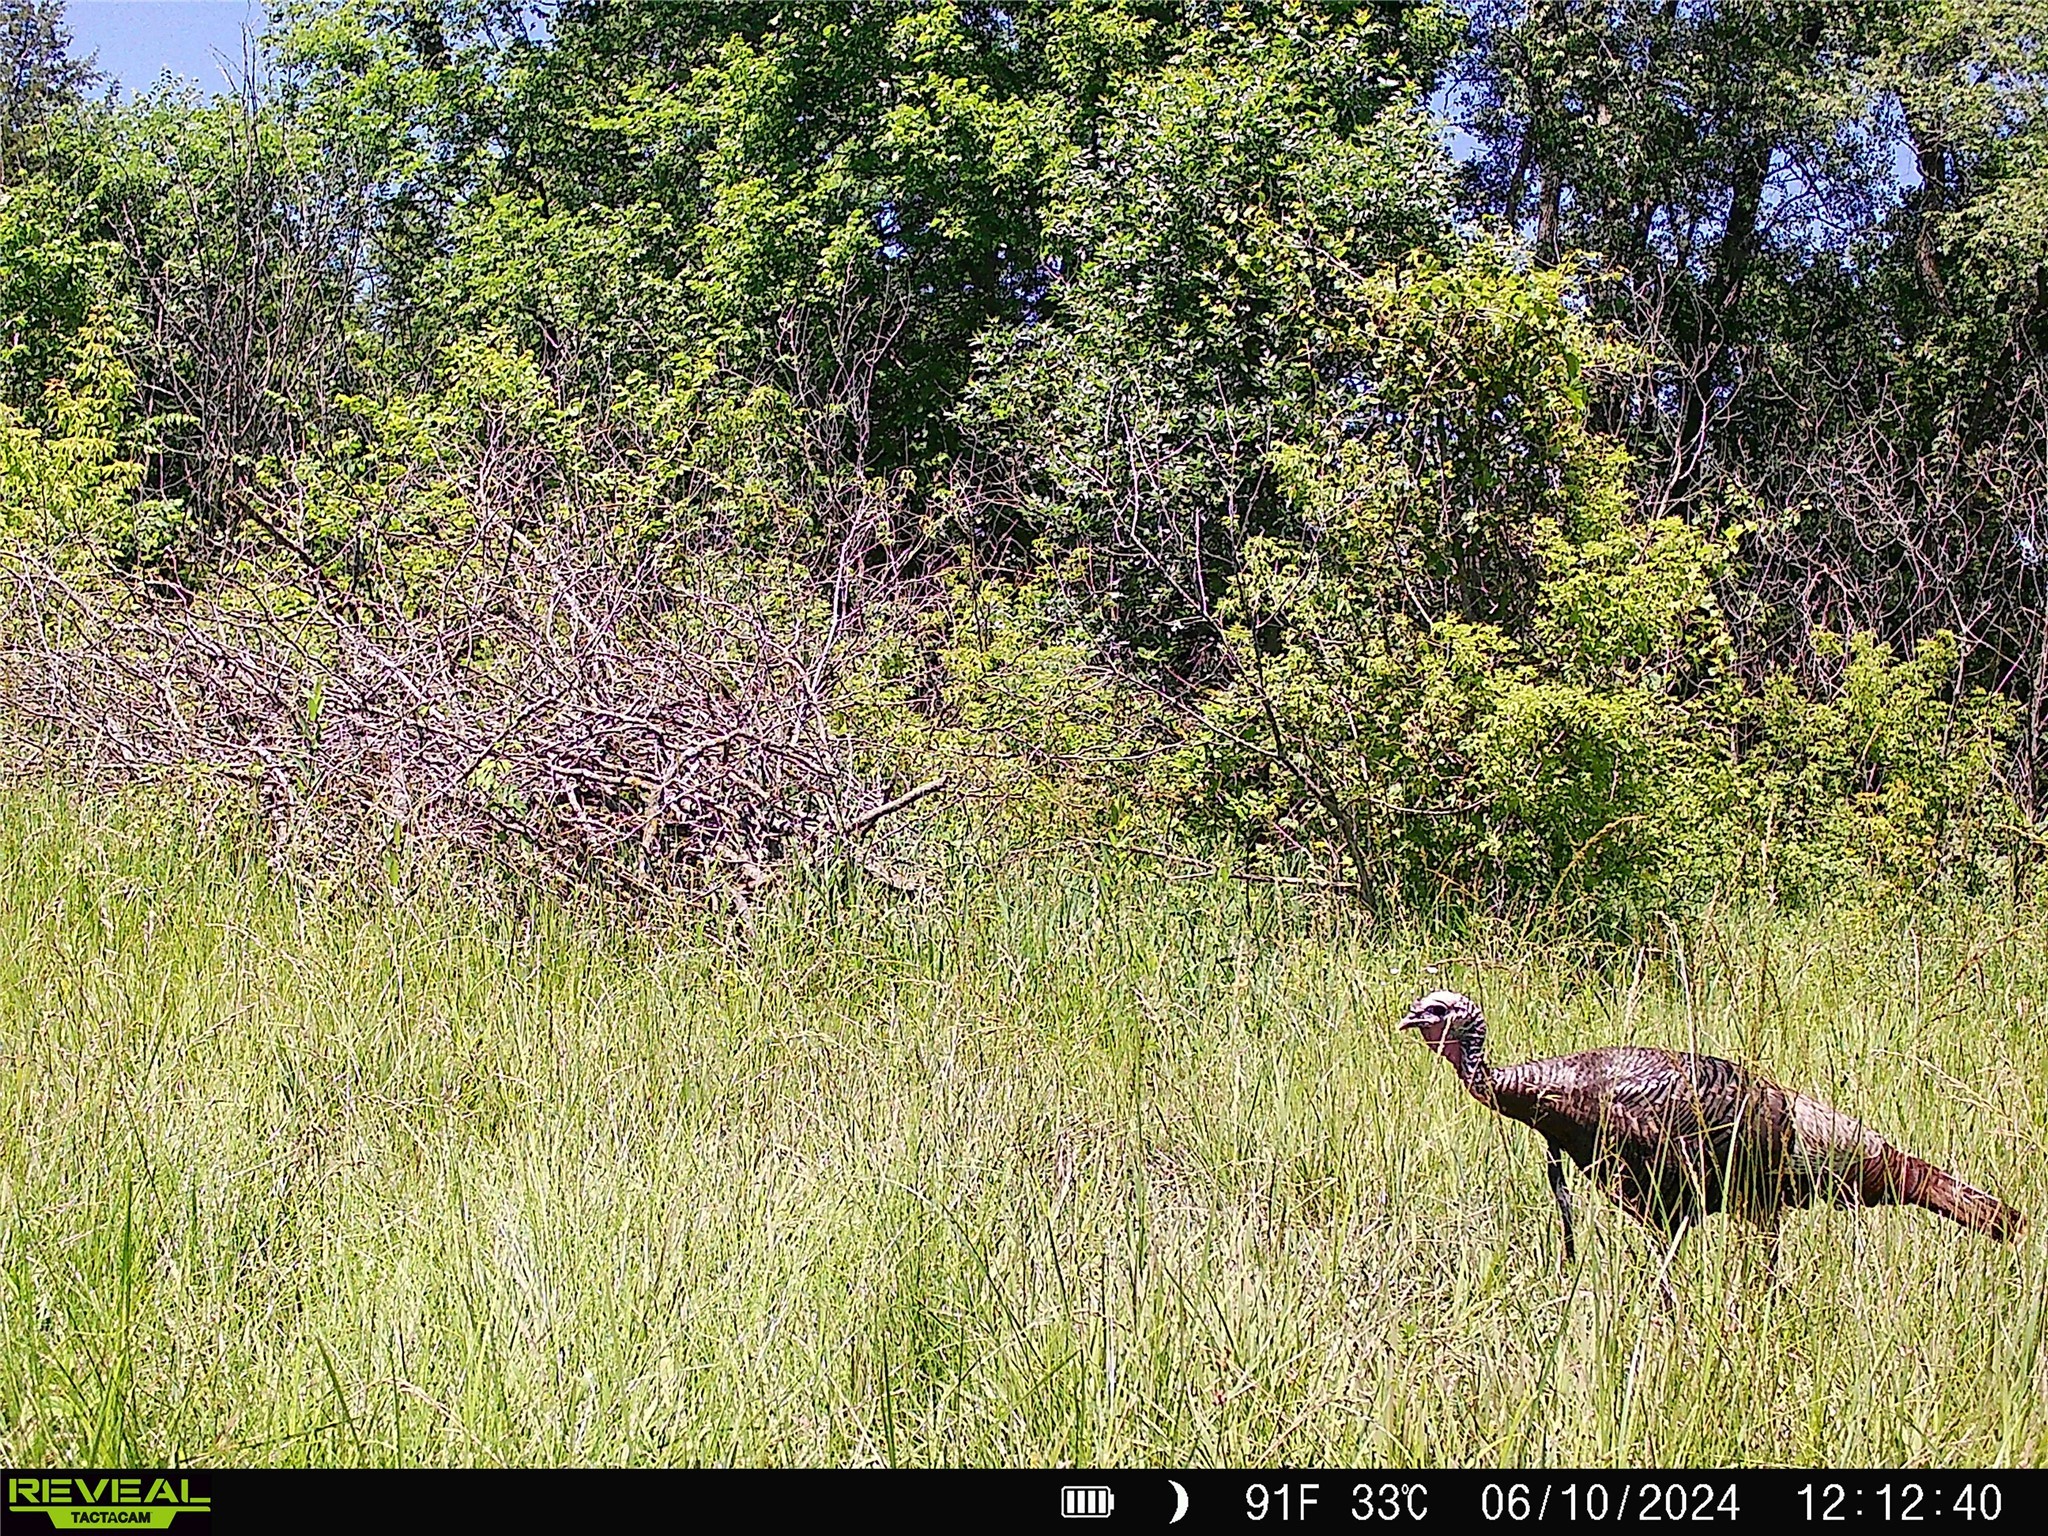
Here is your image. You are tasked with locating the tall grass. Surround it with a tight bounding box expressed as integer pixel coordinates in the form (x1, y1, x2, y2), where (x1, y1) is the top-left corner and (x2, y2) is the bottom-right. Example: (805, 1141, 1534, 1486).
(0, 791, 2042, 1466)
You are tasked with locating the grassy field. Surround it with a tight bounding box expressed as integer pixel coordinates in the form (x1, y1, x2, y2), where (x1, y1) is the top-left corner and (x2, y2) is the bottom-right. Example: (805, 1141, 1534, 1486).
(1, 791, 2043, 1467)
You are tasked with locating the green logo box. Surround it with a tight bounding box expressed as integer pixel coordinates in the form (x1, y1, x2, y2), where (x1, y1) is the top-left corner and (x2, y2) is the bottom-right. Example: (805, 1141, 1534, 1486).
(4, 1475, 211, 1533)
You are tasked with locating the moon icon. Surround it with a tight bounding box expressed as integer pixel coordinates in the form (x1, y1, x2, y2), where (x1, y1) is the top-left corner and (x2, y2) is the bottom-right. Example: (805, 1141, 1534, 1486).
(1169, 1480, 1189, 1524)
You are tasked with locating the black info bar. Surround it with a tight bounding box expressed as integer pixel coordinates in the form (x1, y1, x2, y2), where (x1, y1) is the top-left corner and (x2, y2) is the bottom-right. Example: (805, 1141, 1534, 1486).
(2, 1469, 2037, 1534)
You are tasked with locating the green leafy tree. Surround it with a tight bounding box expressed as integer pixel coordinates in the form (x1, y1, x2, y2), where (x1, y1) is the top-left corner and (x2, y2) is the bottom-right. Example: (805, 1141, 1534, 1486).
(0, 1, 107, 412)
(268, 2, 1465, 478)
(1170, 249, 1737, 911)
(1454, 0, 2048, 812)
(0, 310, 165, 561)
(969, 3, 1460, 651)
(1, 0, 96, 186)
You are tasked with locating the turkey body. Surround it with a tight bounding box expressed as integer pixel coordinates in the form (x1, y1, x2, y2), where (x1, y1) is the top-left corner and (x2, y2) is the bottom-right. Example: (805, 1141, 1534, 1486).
(1400, 989, 2027, 1270)
(1490, 1046, 2025, 1242)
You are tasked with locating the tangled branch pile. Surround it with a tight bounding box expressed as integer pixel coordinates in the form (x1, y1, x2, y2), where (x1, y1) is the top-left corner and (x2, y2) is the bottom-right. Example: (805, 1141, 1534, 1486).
(0, 506, 943, 902)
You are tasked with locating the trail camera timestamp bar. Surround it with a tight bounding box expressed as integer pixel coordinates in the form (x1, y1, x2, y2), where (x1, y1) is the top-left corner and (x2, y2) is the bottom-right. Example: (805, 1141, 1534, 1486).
(1240, 1477, 1746, 1525)
(1236, 1476, 2016, 1529)
(1, 1469, 2036, 1534)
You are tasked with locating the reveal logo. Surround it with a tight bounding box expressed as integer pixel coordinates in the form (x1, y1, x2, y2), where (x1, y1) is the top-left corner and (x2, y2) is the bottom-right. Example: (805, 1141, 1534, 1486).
(5, 1475, 210, 1532)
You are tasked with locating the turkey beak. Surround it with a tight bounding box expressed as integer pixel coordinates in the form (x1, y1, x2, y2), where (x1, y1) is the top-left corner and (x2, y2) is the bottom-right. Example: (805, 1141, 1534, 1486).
(1397, 1011, 1423, 1033)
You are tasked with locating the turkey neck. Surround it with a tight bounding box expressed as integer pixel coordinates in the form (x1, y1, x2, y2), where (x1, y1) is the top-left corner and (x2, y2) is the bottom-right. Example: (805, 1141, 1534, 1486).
(1441, 1024, 1497, 1105)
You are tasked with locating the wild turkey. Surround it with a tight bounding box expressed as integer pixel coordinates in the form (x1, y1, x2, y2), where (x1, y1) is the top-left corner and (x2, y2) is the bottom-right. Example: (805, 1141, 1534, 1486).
(1399, 990, 2026, 1275)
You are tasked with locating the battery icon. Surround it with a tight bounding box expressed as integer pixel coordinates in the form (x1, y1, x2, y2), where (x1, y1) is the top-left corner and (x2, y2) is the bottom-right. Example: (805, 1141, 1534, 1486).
(1061, 1486, 1115, 1518)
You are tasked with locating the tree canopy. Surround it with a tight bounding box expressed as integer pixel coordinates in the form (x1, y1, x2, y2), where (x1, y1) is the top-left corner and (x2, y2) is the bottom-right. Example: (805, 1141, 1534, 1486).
(0, 0, 2040, 916)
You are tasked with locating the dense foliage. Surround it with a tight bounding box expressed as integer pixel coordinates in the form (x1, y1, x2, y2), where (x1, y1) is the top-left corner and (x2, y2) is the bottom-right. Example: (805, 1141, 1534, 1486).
(0, 0, 2040, 920)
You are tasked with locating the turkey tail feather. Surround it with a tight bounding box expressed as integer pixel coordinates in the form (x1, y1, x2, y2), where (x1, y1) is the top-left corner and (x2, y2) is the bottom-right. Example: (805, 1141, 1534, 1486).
(1875, 1150, 2027, 1242)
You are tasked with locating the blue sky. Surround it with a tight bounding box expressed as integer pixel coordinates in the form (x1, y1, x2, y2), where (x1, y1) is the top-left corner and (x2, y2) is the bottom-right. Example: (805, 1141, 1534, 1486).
(68, 2, 268, 98)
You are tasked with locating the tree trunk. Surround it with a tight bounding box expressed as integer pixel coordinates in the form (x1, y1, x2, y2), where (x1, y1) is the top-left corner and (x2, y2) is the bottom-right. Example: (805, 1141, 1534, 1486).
(1908, 120, 1952, 314)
